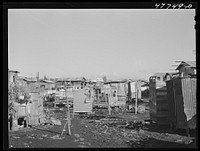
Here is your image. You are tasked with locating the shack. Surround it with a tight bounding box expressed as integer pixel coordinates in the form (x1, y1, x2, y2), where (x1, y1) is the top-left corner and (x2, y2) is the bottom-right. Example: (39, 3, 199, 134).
(37, 79, 55, 90)
(55, 77, 86, 90)
(104, 79, 127, 108)
(175, 61, 196, 77)
(166, 77, 196, 130)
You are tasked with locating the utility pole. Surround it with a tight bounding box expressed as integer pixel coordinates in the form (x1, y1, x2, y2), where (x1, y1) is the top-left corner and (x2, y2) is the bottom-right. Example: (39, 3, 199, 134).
(108, 84, 111, 115)
(61, 80, 71, 136)
(135, 81, 138, 114)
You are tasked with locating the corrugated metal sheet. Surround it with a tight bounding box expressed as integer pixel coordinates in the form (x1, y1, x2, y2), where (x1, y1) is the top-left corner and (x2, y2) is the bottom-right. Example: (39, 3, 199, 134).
(149, 76, 169, 125)
(166, 77, 196, 129)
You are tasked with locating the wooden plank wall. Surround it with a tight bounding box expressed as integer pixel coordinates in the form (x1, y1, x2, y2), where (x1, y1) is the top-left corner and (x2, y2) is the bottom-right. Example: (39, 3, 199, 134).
(149, 76, 169, 125)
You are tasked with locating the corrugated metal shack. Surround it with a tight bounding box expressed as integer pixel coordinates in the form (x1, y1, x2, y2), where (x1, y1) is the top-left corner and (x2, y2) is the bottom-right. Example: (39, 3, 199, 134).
(149, 75, 169, 125)
(166, 77, 196, 129)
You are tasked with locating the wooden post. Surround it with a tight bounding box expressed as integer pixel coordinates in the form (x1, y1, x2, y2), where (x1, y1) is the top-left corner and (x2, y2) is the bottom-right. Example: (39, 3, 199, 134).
(135, 81, 138, 114)
(108, 85, 111, 115)
(61, 80, 71, 136)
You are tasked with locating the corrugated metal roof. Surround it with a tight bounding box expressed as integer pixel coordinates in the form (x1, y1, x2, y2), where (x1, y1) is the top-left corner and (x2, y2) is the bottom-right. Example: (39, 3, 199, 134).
(184, 61, 196, 67)
(23, 78, 37, 82)
(154, 73, 166, 77)
(176, 61, 196, 70)
(40, 79, 55, 83)
(8, 69, 20, 73)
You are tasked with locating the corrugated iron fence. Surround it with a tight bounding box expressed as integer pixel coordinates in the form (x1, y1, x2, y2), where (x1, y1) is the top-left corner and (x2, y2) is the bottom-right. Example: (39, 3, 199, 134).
(166, 77, 196, 129)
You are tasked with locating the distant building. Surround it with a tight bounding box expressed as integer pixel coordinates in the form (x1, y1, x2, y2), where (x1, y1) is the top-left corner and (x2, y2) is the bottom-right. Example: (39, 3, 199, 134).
(36, 79, 55, 90)
(55, 77, 86, 90)
(8, 69, 20, 85)
(176, 61, 196, 77)
(164, 72, 180, 81)
(154, 73, 166, 82)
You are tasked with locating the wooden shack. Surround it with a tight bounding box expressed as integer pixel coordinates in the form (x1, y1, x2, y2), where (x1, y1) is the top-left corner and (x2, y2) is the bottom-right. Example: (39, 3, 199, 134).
(166, 77, 196, 129)
(149, 76, 169, 125)
(73, 87, 94, 114)
(105, 80, 127, 108)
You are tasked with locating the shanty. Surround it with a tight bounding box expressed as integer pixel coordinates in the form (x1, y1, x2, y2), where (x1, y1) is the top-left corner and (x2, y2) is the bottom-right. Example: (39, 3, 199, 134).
(6, 8, 196, 149)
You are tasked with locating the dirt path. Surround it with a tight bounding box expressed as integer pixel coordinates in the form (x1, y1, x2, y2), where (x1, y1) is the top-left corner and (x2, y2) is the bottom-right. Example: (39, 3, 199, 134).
(9, 107, 197, 148)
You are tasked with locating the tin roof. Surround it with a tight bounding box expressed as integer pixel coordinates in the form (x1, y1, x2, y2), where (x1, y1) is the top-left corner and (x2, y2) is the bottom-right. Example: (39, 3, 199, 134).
(23, 78, 37, 82)
(40, 79, 55, 83)
(176, 61, 196, 70)
(56, 77, 86, 82)
(8, 70, 20, 73)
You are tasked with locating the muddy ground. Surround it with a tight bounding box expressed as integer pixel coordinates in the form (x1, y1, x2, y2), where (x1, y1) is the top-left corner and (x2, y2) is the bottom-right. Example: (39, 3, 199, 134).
(9, 104, 197, 149)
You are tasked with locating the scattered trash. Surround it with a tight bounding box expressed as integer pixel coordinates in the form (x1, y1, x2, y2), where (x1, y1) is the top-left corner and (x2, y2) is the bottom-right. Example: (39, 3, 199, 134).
(50, 118, 62, 126)
(74, 134, 81, 138)
(185, 140, 193, 144)
(74, 139, 79, 142)
(175, 139, 183, 143)
(80, 138, 85, 141)
(12, 136, 20, 139)
(42, 134, 48, 138)
(50, 134, 64, 140)
(79, 142, 85, 144)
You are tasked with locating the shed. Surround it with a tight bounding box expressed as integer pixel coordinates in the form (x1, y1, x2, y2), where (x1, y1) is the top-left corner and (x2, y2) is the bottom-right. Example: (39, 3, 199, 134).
(105, 80, 127, 108)
(166, 77, 196, 129)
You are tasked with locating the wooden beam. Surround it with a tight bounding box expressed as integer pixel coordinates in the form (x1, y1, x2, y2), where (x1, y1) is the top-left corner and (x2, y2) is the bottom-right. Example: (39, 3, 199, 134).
(61, 81, 71, 136)
(135, 81, 138, 114)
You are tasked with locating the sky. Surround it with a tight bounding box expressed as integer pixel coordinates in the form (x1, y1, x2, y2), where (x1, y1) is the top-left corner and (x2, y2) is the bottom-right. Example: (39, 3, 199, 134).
(8, 9, 196, 80)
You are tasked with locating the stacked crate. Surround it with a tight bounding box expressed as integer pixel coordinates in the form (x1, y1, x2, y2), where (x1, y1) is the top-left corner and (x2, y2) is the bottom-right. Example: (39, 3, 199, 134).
(149, 76, 169, 125)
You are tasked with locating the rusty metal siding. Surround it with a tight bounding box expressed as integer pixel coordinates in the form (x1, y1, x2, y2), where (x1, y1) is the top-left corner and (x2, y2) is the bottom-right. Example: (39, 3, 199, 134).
(181, 78, 196, 128)
(166, 77, 196, 129)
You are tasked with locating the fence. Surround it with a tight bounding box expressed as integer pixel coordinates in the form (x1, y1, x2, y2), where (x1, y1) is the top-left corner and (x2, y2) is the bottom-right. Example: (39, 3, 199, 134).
(166, 77, 196, 129)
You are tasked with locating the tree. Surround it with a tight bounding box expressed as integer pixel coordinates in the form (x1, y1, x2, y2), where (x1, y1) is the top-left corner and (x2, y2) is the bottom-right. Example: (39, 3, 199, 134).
(102, 75, 107, 83)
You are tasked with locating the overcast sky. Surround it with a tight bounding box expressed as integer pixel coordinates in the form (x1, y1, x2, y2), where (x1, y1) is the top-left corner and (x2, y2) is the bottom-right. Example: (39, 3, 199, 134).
(8, 9, 195, 80)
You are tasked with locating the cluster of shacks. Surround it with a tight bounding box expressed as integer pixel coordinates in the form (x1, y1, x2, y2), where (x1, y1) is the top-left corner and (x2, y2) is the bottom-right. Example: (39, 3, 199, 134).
(149, 61, 196, 130)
